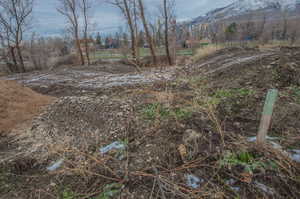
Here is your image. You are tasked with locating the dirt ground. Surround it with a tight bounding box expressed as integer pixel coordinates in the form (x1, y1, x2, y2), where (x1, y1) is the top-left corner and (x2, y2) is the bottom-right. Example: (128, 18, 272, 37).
(2, 63, 174, 97)
(0, 80, 55, 134)
(1, 46, 300, 199)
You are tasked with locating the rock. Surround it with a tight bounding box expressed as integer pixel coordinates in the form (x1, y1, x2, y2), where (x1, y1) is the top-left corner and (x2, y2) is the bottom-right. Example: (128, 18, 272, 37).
(117, 112, 124, 117)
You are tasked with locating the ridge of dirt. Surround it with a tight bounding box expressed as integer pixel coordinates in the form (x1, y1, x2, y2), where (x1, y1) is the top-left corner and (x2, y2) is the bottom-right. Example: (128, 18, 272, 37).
(0, 80, 56, 134)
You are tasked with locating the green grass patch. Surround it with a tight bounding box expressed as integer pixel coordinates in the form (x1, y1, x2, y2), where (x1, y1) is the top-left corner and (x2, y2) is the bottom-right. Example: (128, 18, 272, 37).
(289, 86, 300, 104)
(207, 88, 256, 107)
(90, 48, 193, 61)
(142, 103, 171, 120)
(94, 183, 123, 199)
(141, 103, 192, 121)
(220, 151, 277, 173)
(213, 88, 255, 99)
(0, 168, 13, 195)
(61, 188, 76, 199)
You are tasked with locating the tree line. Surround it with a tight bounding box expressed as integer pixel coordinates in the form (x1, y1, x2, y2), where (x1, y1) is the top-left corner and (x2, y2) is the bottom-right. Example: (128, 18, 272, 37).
(0, 0, 299, 73)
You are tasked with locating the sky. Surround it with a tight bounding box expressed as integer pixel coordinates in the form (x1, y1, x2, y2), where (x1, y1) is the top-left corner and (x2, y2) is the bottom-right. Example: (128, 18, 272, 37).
(34, 0, 235, 37)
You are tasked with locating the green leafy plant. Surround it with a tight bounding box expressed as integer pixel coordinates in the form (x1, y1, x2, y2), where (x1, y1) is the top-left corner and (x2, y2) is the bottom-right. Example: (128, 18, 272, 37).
(172, 108, 192, 120)
(142, 103, 170, 120)
(0, 169, 11, 194)
(220, 151, 269, 173)
(142, 103, 191, 121)
(62, 189, 76, 199)
(204, 88, 256, 110)
(290, 86, 300, 104)
(214, 88, 255, 100)
(94, 183, 124, 199)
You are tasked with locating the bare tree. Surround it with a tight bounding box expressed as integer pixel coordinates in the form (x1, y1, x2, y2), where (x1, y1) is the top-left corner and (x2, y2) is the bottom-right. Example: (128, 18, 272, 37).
(27, 33, 50, 70)
(80, 0, 92, 65)
(109, 0, 139, 64)
(57, 0, 85, 65)
(0, 0, 34, 73)
(281, 9, 288, 40)
(162, 0, 175, 65)
(137, 0, 157, 65)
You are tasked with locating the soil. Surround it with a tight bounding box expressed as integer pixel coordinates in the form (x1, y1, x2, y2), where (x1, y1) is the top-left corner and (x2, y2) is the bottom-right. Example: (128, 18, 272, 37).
(1, 47, 300, 199)
(2, 63, 174, 97)
(0, 80, 55, 134)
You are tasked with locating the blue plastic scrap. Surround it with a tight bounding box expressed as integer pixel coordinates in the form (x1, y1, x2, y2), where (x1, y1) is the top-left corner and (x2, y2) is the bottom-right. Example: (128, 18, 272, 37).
(100, 141, 125, 154)
(185, 174, 203, 189)
(47, 159, 64, 171)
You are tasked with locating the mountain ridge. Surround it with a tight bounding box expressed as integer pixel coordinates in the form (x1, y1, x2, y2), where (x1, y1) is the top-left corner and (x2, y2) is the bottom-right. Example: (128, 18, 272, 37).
(190, 0, 300, 25)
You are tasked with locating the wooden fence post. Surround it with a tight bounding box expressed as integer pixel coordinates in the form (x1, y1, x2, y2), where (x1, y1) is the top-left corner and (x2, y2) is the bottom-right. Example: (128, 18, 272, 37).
(257, 89, 278, 144)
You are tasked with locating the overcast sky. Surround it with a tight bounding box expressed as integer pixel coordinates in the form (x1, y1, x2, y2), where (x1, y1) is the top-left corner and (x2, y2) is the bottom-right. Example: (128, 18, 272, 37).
(34, 0, 235, 36)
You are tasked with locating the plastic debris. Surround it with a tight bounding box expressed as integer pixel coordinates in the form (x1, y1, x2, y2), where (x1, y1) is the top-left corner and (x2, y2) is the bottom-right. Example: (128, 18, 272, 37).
(292, 149, 300, 154)
(225, 179, 236, 185)
(254, 181, 275, 195)
(100, 141, 125, 154)
(98, 183, 124, 198)
(47, 159, 64, 171)
(231, 187, 240, 192)
(291, 154, 300, 163)
(185, 174, 203, 189)
(292, 149, 300, 155)
(289, 149, 300, 163)
(269, 141, 283, 150)
(247, 136, 278, 142)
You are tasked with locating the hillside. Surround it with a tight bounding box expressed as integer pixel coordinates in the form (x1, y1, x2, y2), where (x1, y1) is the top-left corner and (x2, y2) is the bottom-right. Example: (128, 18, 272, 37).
(190, 0, 300, 25)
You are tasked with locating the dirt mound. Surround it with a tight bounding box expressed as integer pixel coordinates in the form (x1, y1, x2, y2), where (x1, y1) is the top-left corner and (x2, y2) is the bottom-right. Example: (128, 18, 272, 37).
(0, 80, 55, 134)
(17, 95, 135, 161)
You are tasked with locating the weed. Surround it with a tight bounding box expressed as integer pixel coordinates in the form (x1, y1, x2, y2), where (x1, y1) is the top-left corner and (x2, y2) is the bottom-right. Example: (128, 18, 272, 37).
(0, 169, 11, 194)
(191, 88, 256, 111)
(141, 103, 192, 121)
(61, 188, 76, 199)
(94, 183, 123, 199)
(289, 86, 300, 104)
(142, 103, 170, 120)
(172, 108, 192, 120)
(204, 88, 256, 112)
(220, 151, 275, 173)
(213, 88, 255, 100)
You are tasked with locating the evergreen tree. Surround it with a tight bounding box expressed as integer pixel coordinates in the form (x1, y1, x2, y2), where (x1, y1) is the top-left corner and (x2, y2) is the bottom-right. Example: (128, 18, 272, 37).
(96, 32, 102, 46)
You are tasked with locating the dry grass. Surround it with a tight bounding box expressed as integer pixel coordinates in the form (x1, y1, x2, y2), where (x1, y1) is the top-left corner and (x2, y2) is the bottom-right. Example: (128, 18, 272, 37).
(258, 40, 295, 50)
(192, 44, 224, 62)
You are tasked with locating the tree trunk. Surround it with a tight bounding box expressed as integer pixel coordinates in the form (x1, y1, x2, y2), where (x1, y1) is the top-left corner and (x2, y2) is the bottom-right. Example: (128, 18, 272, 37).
(84, 39, 90, 65)
(9, 46, 18, 72)
(15, 43, 25, 72)
(82, 0, 90, 65)
(123, 0, 137, 62)
(138, 0, 157, 66)
(75, 28, 85, 66)
(163, 0, 172, 66)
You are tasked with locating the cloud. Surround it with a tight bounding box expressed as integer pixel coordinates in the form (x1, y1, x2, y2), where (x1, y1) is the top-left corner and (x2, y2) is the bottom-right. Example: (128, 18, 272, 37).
(33, 0, 235, 36)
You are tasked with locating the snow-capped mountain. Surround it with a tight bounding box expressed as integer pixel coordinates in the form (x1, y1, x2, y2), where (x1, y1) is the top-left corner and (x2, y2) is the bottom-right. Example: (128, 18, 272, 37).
(191, 0, 300, 24)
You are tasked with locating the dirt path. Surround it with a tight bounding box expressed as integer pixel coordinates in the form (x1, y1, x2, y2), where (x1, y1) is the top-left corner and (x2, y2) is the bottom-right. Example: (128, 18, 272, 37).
(2, 65, 175, 96)
(1, 50, 275, 97)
